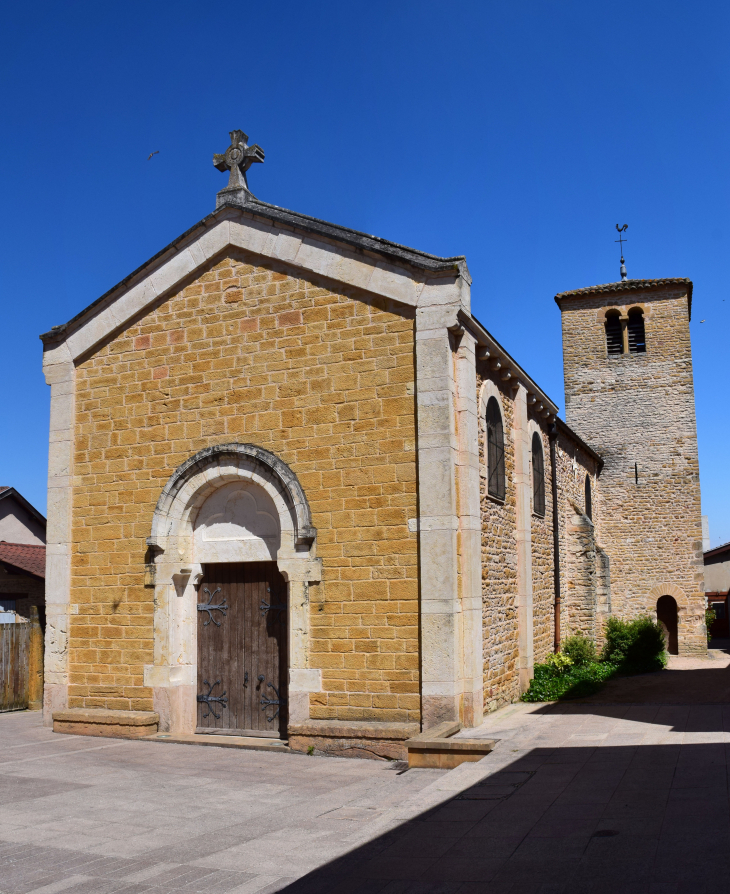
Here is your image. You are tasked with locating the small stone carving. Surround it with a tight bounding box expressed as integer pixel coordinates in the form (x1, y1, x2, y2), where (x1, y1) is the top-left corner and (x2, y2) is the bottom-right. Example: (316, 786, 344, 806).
(214, 129, 264, 196)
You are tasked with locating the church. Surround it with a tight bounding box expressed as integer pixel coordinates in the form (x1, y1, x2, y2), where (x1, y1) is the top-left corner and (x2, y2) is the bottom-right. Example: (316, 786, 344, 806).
(40, 129, 706, 757)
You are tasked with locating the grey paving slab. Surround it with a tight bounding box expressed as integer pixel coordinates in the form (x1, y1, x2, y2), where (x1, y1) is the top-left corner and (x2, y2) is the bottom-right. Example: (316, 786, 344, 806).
(4, 696, 730, 893)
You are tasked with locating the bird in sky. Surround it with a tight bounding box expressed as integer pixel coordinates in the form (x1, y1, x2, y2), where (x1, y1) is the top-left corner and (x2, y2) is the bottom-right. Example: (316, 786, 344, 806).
(147, 150, 159, 160)
(700, 319, 706, 323)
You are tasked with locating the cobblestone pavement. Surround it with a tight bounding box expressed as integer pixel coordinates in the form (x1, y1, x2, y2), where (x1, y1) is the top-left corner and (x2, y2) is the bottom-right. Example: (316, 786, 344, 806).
(3, 667, 730, 894)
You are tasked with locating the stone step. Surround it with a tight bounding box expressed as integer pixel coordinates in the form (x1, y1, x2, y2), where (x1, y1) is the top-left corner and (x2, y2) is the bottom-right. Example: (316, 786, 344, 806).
(53, 709, 159, 739)
(406, 722, 496, 768)
(142, 732, 291, 753)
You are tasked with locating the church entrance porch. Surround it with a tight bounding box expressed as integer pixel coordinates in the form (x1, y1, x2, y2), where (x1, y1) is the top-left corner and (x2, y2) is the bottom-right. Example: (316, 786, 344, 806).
(197, 562, 288, 738)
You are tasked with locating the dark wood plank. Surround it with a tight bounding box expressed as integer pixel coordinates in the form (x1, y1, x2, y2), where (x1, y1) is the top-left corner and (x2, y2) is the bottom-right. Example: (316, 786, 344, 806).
(0, 622, 30, 712)
(197, 562, 287, 738)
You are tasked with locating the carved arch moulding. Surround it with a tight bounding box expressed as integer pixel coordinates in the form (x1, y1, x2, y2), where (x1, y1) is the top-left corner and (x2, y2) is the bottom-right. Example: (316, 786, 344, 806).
(148, 442, 317, 566)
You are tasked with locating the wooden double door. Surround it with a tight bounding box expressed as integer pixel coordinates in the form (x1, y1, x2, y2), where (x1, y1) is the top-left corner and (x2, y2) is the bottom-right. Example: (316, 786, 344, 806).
(196, 562, 287, 738)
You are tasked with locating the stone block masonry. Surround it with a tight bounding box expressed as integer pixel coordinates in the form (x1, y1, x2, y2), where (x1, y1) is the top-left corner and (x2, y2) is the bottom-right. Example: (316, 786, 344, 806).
(69, 251, 420, 721)
(557, 281, 706, 654)
(476, 368, 601, 712)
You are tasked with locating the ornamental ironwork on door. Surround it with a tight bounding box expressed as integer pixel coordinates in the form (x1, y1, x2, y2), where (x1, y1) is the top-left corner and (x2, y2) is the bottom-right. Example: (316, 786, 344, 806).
(196, 562, 288, 737)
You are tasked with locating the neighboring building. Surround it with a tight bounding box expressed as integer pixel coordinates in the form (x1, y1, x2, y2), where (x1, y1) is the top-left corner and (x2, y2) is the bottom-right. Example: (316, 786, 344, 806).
(0, 487, 46, 546)
(705, 541, 730, 640)
(0, 488, 46, 625)
(38, 130, 706, 753)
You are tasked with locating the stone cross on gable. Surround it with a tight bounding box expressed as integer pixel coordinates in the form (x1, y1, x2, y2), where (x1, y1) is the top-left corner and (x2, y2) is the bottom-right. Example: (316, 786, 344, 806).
(214, 129, 265, 202)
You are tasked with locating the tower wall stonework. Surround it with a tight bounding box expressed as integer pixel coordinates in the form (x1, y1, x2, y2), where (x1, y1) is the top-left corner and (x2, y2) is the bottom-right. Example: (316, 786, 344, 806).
(557, 282, 706, 654)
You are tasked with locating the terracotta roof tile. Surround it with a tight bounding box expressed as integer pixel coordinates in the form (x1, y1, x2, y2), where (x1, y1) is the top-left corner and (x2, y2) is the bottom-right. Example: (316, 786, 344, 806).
(555, 278, 692, 299)
(0, 542, 46, 578)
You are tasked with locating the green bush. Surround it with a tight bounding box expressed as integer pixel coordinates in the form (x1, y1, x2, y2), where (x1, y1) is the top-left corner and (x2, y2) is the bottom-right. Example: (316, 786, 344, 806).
(521, 660, 617, 702)
(544, 651, 573, 674)
(562, 635, 596, 666)
(706, 608, 716, 644)
(601, 616, 666, 673)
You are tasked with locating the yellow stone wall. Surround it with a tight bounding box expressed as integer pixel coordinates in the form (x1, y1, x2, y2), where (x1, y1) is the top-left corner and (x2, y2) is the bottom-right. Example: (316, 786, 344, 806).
(69, 251, 419, 720)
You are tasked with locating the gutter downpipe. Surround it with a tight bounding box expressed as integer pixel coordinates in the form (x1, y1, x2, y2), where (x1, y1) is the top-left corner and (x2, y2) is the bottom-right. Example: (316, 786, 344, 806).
(549, 423, 561, 653)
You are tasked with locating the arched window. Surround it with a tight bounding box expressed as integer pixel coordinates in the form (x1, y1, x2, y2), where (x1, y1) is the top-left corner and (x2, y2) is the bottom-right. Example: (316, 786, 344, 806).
(531, 432, 545, 517)
(585, 474, 592, 521)
(627, 308, 646, 353)
(605, 310, 623, 356)
(486, 397, 505, 501)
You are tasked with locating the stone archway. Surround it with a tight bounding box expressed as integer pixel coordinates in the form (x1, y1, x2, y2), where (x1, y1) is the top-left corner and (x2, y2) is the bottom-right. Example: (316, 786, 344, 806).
(143, 444, 322, 735)
(656, 595, 679, 655)
(648, 582, 692, 656)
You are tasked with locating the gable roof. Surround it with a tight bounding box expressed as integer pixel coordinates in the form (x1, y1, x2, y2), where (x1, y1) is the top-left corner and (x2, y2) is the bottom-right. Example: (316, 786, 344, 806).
(0, 488, 47, 529)
(0, 542, 45, 578)
(40, 197, 470, 349)
(705, 541, 730, 561)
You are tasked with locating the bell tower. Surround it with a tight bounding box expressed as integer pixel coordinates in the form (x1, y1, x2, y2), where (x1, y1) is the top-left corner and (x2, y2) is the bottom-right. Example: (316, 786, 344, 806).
(555, 278, 706, 654)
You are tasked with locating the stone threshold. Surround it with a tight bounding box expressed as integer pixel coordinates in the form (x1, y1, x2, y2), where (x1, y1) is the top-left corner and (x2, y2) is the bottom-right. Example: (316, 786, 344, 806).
(406, 722, 497, 768)
(141, 732, 291, 753)
(288, 719, 419, 761)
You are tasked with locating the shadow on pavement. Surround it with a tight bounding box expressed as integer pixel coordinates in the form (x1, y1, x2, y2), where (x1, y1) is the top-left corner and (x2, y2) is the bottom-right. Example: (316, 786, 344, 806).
(278, 738, 730, 894)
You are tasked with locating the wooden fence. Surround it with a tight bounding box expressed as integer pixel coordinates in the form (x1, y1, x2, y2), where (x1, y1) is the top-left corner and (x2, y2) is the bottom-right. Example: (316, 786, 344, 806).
(1, 621, 30, 712)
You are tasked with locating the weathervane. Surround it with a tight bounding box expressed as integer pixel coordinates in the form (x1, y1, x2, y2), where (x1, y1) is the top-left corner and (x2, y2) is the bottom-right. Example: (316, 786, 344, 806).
(615, 224, 628, 281)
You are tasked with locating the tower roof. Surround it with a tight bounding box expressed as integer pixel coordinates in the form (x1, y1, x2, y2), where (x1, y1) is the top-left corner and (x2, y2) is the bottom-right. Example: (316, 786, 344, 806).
(554, 278, 693, 319)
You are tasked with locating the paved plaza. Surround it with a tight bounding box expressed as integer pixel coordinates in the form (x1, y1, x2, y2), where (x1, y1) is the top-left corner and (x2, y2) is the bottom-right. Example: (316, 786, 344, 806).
(3, 657, 730, 893)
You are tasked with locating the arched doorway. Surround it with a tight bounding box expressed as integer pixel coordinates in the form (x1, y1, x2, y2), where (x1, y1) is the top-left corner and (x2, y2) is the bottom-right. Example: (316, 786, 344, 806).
(194, 481, 287, 737)
(657, 595, 679, 655)
(145, 443, 322, 737)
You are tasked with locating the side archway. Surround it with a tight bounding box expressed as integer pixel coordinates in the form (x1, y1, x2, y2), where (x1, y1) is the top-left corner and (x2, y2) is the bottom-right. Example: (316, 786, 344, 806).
(648, 582, 689, 656)
(143, 444, 322, 735)
(656, 595, 679, 655)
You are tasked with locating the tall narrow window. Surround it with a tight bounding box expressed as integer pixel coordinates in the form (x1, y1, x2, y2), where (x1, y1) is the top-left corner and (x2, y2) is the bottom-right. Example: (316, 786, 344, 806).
(531, 432, 545, 517)
(585, 474, 592, 521)
(627, 308, 646, 353)
(605, 310, 623, 356)
(486, 397, 505, 500)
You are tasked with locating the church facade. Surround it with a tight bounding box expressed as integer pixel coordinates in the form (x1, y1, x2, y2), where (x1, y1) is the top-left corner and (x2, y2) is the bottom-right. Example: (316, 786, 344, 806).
(40, 131, 706, 756)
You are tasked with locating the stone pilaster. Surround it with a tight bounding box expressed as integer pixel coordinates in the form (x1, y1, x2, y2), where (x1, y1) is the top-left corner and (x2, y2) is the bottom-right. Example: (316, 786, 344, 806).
(454, 330, 483, 728)
(513, 384, 534, 692)
(42, 344, 75, 725)
(415, 274, 473, 729)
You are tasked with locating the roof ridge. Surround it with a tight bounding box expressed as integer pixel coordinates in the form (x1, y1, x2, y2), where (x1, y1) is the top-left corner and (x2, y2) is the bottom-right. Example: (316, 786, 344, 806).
(555, 278, 692, 299)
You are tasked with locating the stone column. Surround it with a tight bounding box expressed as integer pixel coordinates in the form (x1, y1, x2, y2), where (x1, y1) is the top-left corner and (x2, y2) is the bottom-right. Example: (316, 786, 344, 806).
(42, 347, 76, 725)
(146, 556, 198, 735)
(277, 557, 323, 724)
(513, 385, 534, 692)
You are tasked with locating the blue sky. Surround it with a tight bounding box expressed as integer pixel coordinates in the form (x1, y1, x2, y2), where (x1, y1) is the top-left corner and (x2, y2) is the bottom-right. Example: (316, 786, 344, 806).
(1, 1, 728, 545)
